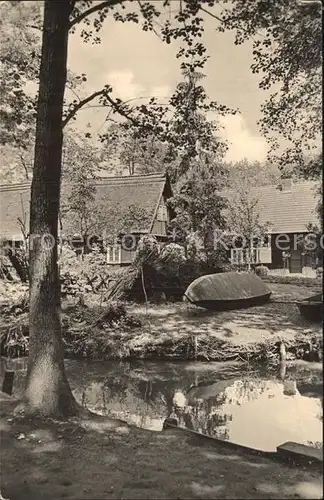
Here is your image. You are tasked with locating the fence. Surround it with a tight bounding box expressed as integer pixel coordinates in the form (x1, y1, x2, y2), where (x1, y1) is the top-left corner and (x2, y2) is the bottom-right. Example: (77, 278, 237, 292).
(231, 248, 260, 265)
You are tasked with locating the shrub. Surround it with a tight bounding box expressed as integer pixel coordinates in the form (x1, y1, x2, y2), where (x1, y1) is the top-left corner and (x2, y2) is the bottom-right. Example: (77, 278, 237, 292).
(107, 234, 231, 304)
(255, 265, 268, 278)
(63, 300, 142, 359)
(135, 235, 160, 264)
(160, 243, 186, 268)
(59, 244, 112, 296)
(0, 298, 142, 359)
(0, 292, 29, 357)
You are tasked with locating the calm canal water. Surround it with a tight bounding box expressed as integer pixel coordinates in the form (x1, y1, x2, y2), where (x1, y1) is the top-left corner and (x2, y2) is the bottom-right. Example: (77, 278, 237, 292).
(1, 357, 322, 452)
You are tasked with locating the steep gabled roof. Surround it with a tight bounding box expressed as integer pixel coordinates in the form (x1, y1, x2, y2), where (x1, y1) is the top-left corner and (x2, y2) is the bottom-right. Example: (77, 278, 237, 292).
(90, 173, 170, 234)
(223, 180, 319, 234)
(0, 173, 171, 240)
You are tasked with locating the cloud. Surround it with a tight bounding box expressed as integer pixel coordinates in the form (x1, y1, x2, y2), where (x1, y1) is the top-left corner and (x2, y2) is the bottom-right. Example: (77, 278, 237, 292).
(150, 85, 171, 100)
(105, 70, 145, 101)
(220, 114, 268, 163)
(105, 72, 170, 103)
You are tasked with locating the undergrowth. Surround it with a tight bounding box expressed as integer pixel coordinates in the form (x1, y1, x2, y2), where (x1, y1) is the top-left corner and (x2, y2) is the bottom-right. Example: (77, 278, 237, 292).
(0, 297, 142, 359)
(0, 277, 322, 363)
(0, 294, 322, 363)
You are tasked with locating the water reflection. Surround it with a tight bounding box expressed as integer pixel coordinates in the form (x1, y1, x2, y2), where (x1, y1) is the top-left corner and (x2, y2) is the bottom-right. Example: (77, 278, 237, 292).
(1, 358, 322, 452)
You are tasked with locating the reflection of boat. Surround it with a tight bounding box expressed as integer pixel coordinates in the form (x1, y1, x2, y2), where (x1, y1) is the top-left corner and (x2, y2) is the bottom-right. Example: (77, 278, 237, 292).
(186, 380, 234, 405)
(283, 381, 298, 396)
(184, 272, 271, 311)
(297, 294, 322, 323)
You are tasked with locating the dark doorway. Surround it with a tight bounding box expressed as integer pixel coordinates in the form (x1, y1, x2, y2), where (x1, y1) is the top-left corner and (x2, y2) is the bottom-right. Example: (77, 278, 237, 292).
(290, 248, 302, 273)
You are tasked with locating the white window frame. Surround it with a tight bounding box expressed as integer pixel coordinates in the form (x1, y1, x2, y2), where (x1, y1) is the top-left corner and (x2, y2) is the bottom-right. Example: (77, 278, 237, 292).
(106, 244, 121, 264)
(231, 247, 272, 265)
(230, 232, 272, 266)
(230, 248, 262, 265)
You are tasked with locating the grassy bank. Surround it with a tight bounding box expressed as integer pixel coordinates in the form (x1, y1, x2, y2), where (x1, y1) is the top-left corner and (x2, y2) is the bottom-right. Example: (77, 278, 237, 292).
(1, 393, 323, 500)
(1, 282, 322, 363)
(264, 275, 322, 288)
(124, 282, 322, 359)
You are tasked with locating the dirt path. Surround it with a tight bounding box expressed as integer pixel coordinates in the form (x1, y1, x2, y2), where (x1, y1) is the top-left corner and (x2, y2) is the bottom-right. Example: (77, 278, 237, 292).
(0, 396, 322, 500)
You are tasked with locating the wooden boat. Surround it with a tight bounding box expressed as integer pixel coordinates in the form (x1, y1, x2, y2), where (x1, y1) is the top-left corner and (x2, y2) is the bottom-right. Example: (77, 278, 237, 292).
(297, 293, 322, 323)
(184, 271, 271, 311)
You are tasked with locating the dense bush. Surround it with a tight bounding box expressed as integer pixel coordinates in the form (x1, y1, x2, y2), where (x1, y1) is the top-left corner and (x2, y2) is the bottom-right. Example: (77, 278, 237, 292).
(63, 300, 142, 359)
(0, 297, 142, 359)
(107, 236, 229, 303)
(135, 235, 160, 262)
(59, 233, 231, 303)
(255, 265, 268, 278)
(59, 244, 113, 296)
(0, 291, 29, 357)
(0, 242, 29, 282)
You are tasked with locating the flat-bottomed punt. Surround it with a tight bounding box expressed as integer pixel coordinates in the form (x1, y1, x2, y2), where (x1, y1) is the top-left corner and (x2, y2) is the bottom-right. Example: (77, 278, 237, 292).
(184, 271, 271, 311)
(297, 293, 322, 323)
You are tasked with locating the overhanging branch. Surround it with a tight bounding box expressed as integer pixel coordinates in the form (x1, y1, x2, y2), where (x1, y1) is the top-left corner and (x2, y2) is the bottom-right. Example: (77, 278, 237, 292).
(62, 90, 104, 128)
(137, 0, 163, 41)
(62, 89, 140, 129)
(183, 0, 265, 39)
(103, 94, 139, 126)
(69, 0, 125, 29)
(25, 24, 42, 31)
(197, 5, 224, 24)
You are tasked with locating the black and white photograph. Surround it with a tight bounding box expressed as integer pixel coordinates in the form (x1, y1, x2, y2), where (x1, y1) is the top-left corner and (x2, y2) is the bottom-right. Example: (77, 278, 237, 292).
(0, 0, 322, 498)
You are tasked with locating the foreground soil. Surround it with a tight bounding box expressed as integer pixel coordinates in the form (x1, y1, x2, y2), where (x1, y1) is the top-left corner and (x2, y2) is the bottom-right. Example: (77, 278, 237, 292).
(0, 394, 322, 500)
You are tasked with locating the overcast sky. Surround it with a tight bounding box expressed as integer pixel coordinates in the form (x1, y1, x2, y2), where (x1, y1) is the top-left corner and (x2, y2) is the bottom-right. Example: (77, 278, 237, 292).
(67, 9, 271, 163)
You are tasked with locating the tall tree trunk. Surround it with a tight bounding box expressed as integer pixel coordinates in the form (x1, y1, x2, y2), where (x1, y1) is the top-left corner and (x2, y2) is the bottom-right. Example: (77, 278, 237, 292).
(22, 0, 78, 417)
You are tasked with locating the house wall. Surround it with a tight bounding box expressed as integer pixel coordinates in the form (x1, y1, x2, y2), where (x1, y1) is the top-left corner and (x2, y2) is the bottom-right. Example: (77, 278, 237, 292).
(151, 219, 167, 235)
(268, 233, 320, 275)
(107, 234, 171, 266)
(229, 232, 320, 275)
(150, 198, 170, 236)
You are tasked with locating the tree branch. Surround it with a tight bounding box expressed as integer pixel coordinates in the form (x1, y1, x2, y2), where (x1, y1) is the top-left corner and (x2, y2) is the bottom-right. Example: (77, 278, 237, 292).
(197, 5, 224, 24)
(25, 24, 42, 31)
(62, 89, 142, 129)
(99, 93, 140, 127)
(185, 1, 266, 39)
(62, 90, 104, 128)
(65, 82, 83, 103)
(69, 0, 125, 29)
(137, 0, 163, 41)
(19, 154, 30, 180)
